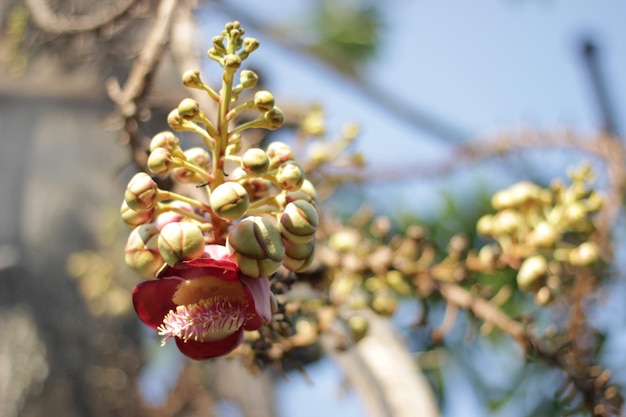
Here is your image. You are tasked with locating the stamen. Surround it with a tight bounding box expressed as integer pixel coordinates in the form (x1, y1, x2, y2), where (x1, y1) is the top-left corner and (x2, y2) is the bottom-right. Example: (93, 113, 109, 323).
(157, 296, 250, 345)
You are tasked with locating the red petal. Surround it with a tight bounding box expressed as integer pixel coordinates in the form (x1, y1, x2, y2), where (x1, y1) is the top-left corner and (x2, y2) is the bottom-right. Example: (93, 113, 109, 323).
(132, 278, 181, 329)
(240, 276, 272, 330)
(175, 330, 244, 360)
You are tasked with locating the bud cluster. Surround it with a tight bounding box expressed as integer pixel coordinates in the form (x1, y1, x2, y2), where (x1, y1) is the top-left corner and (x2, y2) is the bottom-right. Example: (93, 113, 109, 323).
(122, 21, 319, 280)
(471, 165, 604, 304)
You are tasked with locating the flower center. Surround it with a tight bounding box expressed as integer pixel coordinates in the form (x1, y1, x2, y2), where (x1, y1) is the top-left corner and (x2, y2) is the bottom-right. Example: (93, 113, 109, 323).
(157, 296, 250, 345)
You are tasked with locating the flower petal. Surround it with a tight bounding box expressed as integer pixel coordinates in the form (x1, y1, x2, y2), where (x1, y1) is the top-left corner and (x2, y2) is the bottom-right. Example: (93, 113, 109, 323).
(132, 278, 181, 329)
(175, 329, 244, 360)
(240, 276, 272, 330)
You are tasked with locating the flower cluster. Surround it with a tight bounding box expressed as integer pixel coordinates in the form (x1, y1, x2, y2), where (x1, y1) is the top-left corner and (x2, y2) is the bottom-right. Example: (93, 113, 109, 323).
(121, 22, 319, 359)
(472, 165, 603, 304)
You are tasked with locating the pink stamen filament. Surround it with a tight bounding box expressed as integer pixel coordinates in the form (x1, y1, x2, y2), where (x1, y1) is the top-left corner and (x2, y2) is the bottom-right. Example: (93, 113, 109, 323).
(158, 296, 250, 345)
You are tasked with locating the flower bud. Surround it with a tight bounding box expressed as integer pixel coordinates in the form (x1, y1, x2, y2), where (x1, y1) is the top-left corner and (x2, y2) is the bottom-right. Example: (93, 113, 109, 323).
(154, 202, 193, 230)
(517, 255, 548, 292)
(125, 172, 158, 210)
(223, 54, 242, 72)
(492, 209, 523, 236)
(158, 222, 205, 266)
(276, 161, 304, 191)
(347, 315, 369, 343)
(171, 147, 210, 183)
(239, 70, 258, 89)
(283, 239, 315, 272)
(167, 109, 185, 130)
(370, 291, 398, 317)
(569, 242, 599, 267)
(266, 141, 294, 170)
(227, 216, 285, 278)
(254, 91, 275, 112)
(242, 177, 272, 201)
(182, 69, 203, 89)
(210, 182, 250, 221)
(280, 200, 319, 244)
(177, 98, 200, 120)
(264, 107, 284, 130)
(150, 131, 180, 152)
(243, 37, 260, 54)
(125, 224, 164, 278)
(241, 148, 270, 177)
(527, 221, 559, 248)
(121, 200, 155, 227)
(147, 147, 173, 175)
(476, 214, 495, 237)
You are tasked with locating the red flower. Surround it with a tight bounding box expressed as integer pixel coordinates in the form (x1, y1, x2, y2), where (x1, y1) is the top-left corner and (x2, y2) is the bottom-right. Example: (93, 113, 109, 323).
(132, 244, 271, 360)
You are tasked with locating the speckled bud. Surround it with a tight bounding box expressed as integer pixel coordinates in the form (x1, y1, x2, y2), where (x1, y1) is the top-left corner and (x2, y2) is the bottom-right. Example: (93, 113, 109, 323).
(120, 200, 155, 227)
(276, 161, 304, 191)
(177, 98, 200, 120)
(227, 216, 285, 278)
(283, 239, 315, 272)
(210, 182, 250, 221)
(182, 69, 203, 89)
(158, 222, 205, 266)
(147, 147, 173, 175)
(150, 131, 180, 152)
(517, 255, 548, 292)
(264, 107, 284, 130)
(239, 70, 258, 89)
(280, 200, 319, 244)
(266, 141, 294, 170)
(125, 224, 164, 278)
(125, 172, 158, 210)
(241, 148, 270, 177)
(254, 91, 275, 112)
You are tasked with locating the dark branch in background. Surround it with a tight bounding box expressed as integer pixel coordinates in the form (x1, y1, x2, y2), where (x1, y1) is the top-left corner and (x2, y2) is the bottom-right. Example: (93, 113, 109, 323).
(212, 1, 470, 145)
(24, 0, 137, 34)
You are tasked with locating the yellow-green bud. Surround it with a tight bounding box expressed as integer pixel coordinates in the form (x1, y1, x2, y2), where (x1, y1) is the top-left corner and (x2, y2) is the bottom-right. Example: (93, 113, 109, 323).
(177, 98, 200, 120)
(476, 214, 495, 237)
(254, 91, 275, 112)
(266, 141, 294, 170)
(125, 172, 158, 210)
(385, 270, 412, 296)
(329, 229, 360, 252)
(223, 54, 242, 72)
(347, 315, 369, 343)
(120, 200, 155, 227)
(227, 216, 285, 278)
(243, 37, 260, 54)
(534, 286, 554, 305)
(370, 292, 398, 317)
(171, 147, 210, 183)
(517, 255, 548, 292)
(147, 147, 173, 175)
(569, 242, 599, 267)
(167, 109, 185, 130)
(182, 69, 203, 89)
(276, 161, 304, 191)
(150, 131, 180, 152)
(239, 70, 258, 89)
(209, 182, 250, 221)
(564, 202, 587, 225)
(212, 35, 227, 54)
(125, 224, 164, 278)
(279, 200, 319, 244)
(492, 209, 523, 236)
(264, 107, 284, 130)
(158, 222, 205, 266)
(527, 221, 559, 248)
(283, 239, 315, 272)
(241, 148, 270, 177)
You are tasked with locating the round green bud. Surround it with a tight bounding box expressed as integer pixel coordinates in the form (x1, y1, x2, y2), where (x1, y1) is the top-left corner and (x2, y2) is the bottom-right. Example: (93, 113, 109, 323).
(370, 292, 398, 317)
(147, 147, 173, 175)
(120, 200, 155, 228)
(125, 172, 158, 210)
(276, 161, 304, 191)
(227, 216, 285, 278)
(223, 54, 242, 72)
(182, 69, 203, 89)
(282, 239, 315, 272)
(266, 141, 294, 170)
(209, 182, 250, 221)
(347, 315, 369, 343)
(177, 98, 200, 120)
(517, 255, 548, 292)
(150, 131, 180, 152)
(241, 148, 270, 177)
(254, 91, 275, 112)
(264, 107, 284, 130)
(569, 242, 599, 267)
(527, 221, 559, 248)
(476, 214, 495, 237)
(564, 202, 587, 225)
(125, 224, 164, 278)
(158, 222, 205, 266)
(492, 209, 523, 236)
(243, 37, 260, 54)
(239, 70, 258, 89)
(279, 200, 319, 244)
